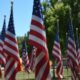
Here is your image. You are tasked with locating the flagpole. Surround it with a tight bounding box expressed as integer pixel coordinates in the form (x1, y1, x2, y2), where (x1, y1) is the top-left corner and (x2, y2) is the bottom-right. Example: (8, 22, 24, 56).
(69, 8, 73, 26)
(69, 8, 73, 80)
(28, 72, 29, 80)
(76, 28, 80, 79)
(66, 32, 68, 80)
(57, 19, 59, 33)
(76, 27, 78, 42)
(53, 19, 60, 79)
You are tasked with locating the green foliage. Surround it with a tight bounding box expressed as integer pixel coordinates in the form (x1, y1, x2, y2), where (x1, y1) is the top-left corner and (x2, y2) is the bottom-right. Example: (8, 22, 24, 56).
(17, 0, 80, 60)
(17, 36, 24, 57)
(17, 34, 29, 57)
(42, 0, 80, 60)
(17, 33, 32, 57)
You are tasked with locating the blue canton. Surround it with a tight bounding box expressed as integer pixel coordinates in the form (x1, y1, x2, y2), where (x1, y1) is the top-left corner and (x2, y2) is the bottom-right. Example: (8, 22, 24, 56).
(8, 4, 15, 35)
(0, 17, 6, 41)
(55, 21, 60, 43)
(33, 0, 43, 19)
(22, 40, 27, 54)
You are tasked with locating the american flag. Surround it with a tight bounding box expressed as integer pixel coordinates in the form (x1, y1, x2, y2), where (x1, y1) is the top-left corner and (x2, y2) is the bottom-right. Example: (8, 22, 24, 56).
(66, 32, 71, 68)
(29, 0, 51, 80)
(0, 16, 6, 65)
(22, 39, 30, 72)
(4, 2, 21, 80)
(67, 11, 78, 79)
(52, 20, 63, 79)
(30, 47, 36, 72)
(76, 28, 80, 65)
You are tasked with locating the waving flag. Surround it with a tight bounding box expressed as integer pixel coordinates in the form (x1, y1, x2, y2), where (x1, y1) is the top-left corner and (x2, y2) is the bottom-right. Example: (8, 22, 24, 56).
(30, 47, 36, 72)
(4, 2, 20, 80)
(22, 39, 30, 72)
(0, 16, 6, 65)
(66, 32, 71, 67)
(76, 28, 80, 65)
(29, 0, 51, 80)
(67, 10, 78, 80)
(52, 20, 63, 79)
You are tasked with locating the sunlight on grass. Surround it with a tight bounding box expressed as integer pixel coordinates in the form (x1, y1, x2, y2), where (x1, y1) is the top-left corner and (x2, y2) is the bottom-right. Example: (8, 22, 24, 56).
(16, 71, 35, 80)
(0, 68, 72, 80)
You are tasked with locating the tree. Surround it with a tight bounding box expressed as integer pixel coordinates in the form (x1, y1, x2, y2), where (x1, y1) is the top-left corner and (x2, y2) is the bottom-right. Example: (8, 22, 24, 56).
(42, 0, 80, 60)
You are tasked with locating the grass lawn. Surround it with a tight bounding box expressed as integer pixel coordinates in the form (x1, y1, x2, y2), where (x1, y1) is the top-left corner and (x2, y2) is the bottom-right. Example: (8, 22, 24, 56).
(0, 70, 35, 80)
(0, 68, 72, 80)
(16, 71, 35, 80)
(51, 68, 72, 80)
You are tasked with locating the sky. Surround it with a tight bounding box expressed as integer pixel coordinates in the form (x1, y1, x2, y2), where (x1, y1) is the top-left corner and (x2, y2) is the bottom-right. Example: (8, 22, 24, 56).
(0, 0, 34, 37)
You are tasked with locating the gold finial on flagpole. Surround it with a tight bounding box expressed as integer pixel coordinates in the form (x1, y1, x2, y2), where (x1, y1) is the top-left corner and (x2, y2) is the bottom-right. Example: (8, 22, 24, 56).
(69, 7, 72, 18)
(66, 32, 68, 36)
(4, 15, 6, 19)
(57, 19, 59, 23)
(57, 19, 59, 27)
(11, 0, 14, 6)
(76, 27, 78, 31)
(57, 19, 59, 33)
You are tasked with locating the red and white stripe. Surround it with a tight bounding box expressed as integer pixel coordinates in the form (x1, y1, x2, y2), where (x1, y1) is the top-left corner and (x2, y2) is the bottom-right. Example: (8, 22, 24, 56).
(4, 56, 18, 80)
(29, 15, 51, 80)
(77, 49, 80, 65)
(52, 41, 63, 79)
(4, 2, 21, 80)
(4, 29, 20, 80)
(30, 47, 36, 72)
(67, 37, 79, 79)
(22, 52, 30, 72)
(67, 37, 78, 66)
(4, 31, 20, 80)
(4, 31, 20, 62)
(0, 39, 6, 64)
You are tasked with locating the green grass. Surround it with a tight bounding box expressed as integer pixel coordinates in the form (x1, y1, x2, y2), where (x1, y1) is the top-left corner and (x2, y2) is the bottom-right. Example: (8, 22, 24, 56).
(0, 71, 35, 80)
(0, 68, 72, 80)
(16, 71, 35, 80)
(52, 68, 71, 80)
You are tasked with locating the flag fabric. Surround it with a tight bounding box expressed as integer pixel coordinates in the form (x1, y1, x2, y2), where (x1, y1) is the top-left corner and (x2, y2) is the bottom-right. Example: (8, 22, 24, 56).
(22, 39, 30, 72)
(29, 0, 51, 80)
(0, 16, 6, 65)
(0, 65, 2, 78)
(66, 32, 71, 68)
(30, 47, 36, 72)
(75, 28, 80, 65)
(67, 12, 78, 80)
(4, 2, 21, 80)
(52, 20, 63, 80)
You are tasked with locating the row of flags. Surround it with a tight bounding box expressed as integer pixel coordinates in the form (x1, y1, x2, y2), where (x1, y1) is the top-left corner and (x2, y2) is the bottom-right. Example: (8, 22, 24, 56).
(0, 0, 51, 80)
(26, 0, 80, 80)
(52, 9, 80, 80)
(52, 20, 63, 80)
(22, 39, 30, 72)
(29, 0, 51, 80)
(66, 11, 80, 80)
(0, 15, 6, 65)
(0, 2, 21, 80)
(0, 0, 80, 80)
